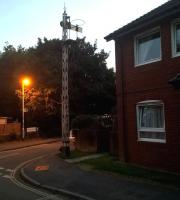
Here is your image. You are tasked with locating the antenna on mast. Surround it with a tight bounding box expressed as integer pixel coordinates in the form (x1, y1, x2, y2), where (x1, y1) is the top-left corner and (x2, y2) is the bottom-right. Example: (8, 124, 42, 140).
(64, 2, 66, 12)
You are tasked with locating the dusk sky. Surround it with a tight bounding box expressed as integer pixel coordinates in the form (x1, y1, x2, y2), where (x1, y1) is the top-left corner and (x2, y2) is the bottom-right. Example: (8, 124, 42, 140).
(0, 0, 168, 68)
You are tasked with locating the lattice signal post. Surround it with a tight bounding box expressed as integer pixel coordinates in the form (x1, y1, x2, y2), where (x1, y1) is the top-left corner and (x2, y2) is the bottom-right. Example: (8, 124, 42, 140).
(60, 8, 82, 156)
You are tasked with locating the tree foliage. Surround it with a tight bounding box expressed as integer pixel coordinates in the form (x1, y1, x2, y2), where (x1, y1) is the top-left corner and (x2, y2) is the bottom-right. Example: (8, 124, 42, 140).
(0, 37, 115, 135)
(68, 38, 115, 115)
(16, 87, 57, 114)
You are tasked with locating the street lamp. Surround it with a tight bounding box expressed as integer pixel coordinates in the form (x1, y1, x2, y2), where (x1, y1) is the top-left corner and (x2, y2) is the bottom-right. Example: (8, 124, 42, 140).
(21, 77, 31, 140)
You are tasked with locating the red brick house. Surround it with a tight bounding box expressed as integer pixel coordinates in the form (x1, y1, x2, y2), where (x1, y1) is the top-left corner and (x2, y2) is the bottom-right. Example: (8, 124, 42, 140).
(105, 1, 180, 172)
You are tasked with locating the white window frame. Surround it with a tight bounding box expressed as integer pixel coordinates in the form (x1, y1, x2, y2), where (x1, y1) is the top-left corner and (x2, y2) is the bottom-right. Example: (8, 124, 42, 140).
(136, 100, 166, 143)
(171, 18, 180, 57)
(134, 27, 162, 67)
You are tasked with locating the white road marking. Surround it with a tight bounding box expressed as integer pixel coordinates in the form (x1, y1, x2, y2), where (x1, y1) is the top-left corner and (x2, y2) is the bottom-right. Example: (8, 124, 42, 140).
(11, 153, 57, 198)
(2, 175, 11, 179)
(0, 153, 19, 160)
(0, 151, 62, 199)
(6, 169, 14, 172)
(0, 167, 14, 178)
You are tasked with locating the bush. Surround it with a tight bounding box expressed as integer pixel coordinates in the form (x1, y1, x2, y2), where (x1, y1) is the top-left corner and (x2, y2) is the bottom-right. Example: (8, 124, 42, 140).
(71, 115, 98, 129)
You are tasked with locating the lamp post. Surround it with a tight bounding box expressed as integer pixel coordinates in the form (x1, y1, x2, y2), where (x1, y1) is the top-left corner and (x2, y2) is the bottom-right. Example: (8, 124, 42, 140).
(21, 78, 30, 140)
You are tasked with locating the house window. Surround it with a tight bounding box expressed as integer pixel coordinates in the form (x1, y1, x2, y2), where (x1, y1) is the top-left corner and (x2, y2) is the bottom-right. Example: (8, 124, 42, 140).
(135, 28, 161, 66)
(136, 100, 166, 143)
(172, 20, 180, 57)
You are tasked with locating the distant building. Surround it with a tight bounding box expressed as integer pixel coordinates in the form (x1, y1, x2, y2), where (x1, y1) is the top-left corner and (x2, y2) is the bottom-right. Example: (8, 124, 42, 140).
(105, 1, 180, 172)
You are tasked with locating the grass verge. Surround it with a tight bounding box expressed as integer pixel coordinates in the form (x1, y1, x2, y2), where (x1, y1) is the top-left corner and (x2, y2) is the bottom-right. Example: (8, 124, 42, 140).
(78, 154, 180, 188)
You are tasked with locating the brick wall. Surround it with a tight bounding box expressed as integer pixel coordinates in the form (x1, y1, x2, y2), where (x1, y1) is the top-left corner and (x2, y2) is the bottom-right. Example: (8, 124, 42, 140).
(115, 15, 180, 172)
(0, 123, 21, 137)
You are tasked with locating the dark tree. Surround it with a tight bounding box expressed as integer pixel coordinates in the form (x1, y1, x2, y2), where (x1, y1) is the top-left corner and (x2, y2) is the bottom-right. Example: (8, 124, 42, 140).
(0, 38, 115, 135)
(68, 38, 115, 116)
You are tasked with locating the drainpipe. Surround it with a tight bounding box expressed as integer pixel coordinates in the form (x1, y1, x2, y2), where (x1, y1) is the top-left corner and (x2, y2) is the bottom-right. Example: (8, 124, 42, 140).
(115, 39, 127, 162)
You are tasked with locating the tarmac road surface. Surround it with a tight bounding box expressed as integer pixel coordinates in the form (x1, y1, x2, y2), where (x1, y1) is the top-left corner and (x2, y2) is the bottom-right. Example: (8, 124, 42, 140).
(0, 142, 72, 200)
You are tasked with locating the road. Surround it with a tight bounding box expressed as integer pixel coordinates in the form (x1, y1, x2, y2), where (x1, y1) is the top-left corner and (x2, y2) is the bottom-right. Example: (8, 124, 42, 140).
(0, 142, 71, 200)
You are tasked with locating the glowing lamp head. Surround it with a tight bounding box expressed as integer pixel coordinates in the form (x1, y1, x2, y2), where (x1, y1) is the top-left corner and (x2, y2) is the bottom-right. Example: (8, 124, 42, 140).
(22, 78, 31, 86)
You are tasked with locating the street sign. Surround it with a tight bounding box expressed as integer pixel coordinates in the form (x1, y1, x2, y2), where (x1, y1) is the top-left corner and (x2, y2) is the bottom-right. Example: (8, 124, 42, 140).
(24, 108, 28, 112)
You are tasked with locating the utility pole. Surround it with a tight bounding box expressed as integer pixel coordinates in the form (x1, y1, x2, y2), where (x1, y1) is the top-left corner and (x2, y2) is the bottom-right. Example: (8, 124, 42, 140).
(60, 7, 82, 156)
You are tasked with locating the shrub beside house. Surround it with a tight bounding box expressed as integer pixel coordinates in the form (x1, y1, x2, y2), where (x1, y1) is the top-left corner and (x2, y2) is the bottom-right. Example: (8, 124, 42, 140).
(71, 115, 112, 153)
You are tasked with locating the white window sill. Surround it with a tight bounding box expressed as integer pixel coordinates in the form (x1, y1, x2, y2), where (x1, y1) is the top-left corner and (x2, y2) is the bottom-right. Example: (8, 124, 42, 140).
(135, 58, 161, 67)
(138, 138, 166, 143)
(172, 52, 180, 58)
(138, 128, 165, 132)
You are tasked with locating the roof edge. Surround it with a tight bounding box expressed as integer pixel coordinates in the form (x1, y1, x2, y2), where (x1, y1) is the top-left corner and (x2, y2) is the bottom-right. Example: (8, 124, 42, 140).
(105, 1, 180, 41)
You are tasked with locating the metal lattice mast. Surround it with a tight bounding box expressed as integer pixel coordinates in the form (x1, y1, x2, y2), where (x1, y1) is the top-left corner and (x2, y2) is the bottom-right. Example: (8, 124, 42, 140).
(61, 8, 70, 152)
(60, 7, 83, 155)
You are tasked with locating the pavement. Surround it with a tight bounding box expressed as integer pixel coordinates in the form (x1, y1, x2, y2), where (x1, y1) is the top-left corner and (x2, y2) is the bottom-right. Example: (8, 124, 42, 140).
(21, 154, 180, 200)
(0, 137, 61, 152)
(1, 138, 180, 200)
